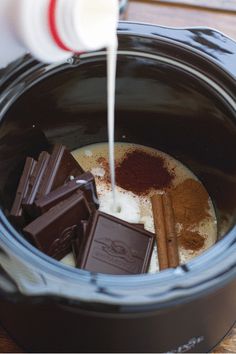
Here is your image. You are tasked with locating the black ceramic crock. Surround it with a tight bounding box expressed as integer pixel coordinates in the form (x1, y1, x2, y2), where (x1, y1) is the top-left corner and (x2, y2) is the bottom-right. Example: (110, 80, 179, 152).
(0, 22, 236, 353)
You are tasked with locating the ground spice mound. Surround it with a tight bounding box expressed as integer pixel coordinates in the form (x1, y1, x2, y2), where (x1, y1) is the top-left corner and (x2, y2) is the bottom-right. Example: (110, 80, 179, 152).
(115, 149, 174, 195)
(171, 178, 210, 227)
(179, 230, 205, 251)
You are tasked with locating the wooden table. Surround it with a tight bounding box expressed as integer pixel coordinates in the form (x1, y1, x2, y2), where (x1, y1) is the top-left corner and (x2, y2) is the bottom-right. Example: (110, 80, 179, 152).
(127, 0, 236, 38)
(0, 0, 236, 352)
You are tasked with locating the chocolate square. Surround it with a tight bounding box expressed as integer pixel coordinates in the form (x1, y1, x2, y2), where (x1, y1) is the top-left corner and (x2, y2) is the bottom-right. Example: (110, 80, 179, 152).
(22, 151, 50, 214)
(34, 172, 98, 216)
(73, 220, 145, 268)
(22, 145, 84, 216)
(37, 144, 84, 198)
(23, 191, 91, 260)
(79, 212, 154, 275)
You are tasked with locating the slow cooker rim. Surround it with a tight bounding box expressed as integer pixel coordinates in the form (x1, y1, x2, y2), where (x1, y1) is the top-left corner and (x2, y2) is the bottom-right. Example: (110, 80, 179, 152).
(120, 20, 236, 42)
(117, 21, 236, 82)
(1, 49, 236, 131)
(2, 21, 236, 91)
(0, 23, 236, 307)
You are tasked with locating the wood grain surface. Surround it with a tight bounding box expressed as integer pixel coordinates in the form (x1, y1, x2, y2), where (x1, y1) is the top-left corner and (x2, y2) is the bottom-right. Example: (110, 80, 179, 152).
(0, 326, 22, 353)
(0, 0, 236, 352)
(213, 327, 236, 353)
(152, 0, 236, 12)
(127, 0, 236, 39)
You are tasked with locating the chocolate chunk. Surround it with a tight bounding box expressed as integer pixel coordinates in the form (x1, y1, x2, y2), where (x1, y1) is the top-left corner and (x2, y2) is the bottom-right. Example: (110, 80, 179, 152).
(34, 172, 99, 215)
(22, 151, 50, 214)
(22, 145, 84, 217)
(10, 157, 37, 226)
(73, 222, 144, 266)
(37, 144, 84, 199)
(78, 211, 154, 275)
(23, 191, 91, 260)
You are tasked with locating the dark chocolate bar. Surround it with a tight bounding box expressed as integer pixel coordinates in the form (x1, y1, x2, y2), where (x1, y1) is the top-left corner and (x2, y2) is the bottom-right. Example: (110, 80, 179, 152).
(72, 222, 145, 268)
(34, 172, 99, 215)
(23, 191, 91, 260)
(37, 144, 84, 198)
(78, 211, 154, 275)
(10, 157, 37, 226)
(22, 151, 50, 213)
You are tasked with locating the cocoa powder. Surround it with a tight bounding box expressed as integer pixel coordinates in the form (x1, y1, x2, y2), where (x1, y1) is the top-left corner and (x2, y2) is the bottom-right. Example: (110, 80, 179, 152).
(116, 150, 174, 195)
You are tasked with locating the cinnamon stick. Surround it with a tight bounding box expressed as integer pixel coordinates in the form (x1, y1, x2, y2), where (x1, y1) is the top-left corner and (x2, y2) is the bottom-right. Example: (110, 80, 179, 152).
(163, 193, 180, 268)
(151, 192, 179, 270)
(151, 194, 169, 270)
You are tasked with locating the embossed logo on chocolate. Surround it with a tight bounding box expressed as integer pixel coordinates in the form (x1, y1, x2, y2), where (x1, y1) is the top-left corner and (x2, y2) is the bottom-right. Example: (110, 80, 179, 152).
(93, 238, 141, 273)
(48, 225, 77, 258)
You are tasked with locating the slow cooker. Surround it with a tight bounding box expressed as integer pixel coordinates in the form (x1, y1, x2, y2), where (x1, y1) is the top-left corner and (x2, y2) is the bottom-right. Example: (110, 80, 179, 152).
(0, 22, 236, 353)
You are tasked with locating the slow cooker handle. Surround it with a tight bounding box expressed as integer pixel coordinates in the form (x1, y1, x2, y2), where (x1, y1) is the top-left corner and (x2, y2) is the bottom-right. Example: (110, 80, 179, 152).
(118, 22, 236, 78)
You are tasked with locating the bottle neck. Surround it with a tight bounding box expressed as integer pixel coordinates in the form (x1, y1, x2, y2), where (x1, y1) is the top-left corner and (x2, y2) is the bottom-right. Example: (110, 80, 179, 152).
(52, 0, 119, 52)
(48, 0, 74, 52)
(13, 0, 119, 64)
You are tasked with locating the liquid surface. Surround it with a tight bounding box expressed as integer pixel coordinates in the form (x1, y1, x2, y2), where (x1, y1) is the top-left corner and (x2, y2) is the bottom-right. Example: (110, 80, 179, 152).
(61, 142, 217, 273)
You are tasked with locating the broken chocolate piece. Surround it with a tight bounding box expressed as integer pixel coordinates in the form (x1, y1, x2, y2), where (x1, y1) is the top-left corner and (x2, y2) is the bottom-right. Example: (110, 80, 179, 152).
(22, 145, 84, 217)
(78, 211, 154, 275)
(34, 172, 98, 215)
(22, 151, 50, 214)
(37, 144, 84, 199)
(10, 157, 37, 226)
(23, 191, 91, 260)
